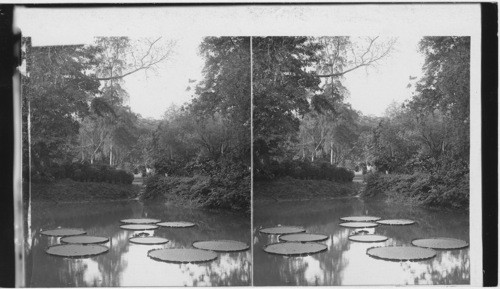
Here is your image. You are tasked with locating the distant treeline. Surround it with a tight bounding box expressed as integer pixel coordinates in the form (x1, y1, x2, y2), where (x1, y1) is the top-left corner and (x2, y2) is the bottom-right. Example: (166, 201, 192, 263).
(44, 162, 134, 184)
(256, 159, 354, 183)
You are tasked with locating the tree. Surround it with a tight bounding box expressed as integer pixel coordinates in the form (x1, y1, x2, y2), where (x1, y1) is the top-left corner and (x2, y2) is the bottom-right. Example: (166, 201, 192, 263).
(408, 36, 470, 160)
(253, 37, 322, 171)
(22, 40, 101, 174)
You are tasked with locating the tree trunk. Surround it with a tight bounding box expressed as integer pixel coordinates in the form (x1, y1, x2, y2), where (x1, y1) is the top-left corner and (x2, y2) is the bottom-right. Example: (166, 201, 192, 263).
(330, 142, 334, 165)
(109, 143, 113, 166)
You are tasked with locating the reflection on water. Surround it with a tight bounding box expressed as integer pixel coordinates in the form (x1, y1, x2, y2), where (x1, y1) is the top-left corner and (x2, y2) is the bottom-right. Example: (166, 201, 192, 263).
(254, 198, 469, 286)
(26, 201, 251, 287)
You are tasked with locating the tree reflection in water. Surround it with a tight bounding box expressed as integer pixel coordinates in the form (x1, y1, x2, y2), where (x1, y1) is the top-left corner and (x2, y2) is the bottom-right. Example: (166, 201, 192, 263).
(26, 201, 251, 287)
(254, 198, 469, 286)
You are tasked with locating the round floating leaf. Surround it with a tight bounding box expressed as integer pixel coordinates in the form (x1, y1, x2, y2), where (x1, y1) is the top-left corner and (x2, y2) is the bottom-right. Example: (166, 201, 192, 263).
(339, 222, 378, 228)
(156, 221, 195, 228)
(412, 238, 469, 250)
(61, 236, 109, 245)
(340, 216, 381, 222)
(192, 240, 249, 252)
(41, 228, 86, 237)
(366, 246, 436, 261)
(377, 219, 415, 226)
(279, 233, 329, 242)
(259, 226, 306, 235)
(129, 236, 169, 245)
(263, 242, 327, 256)
(349, 234, 388, 243)
(46, 244, 109, 258)
(148, 248, 217, 263)
(120, 218, 161, 224)
(120, 224, 159, 230)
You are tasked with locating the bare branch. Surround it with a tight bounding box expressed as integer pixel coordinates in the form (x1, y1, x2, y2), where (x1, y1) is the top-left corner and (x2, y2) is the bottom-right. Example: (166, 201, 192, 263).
(318, 36, 395, 78)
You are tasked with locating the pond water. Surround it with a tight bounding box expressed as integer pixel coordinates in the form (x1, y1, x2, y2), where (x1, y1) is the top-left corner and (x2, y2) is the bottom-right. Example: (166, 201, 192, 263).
(253, 198, 469, 286)
(25, 201, 251, 287)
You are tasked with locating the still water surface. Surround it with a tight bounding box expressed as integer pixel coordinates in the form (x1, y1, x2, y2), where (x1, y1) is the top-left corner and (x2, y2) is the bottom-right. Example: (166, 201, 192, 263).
(27, 201, 251, 287)
(254, 198, 469, 286)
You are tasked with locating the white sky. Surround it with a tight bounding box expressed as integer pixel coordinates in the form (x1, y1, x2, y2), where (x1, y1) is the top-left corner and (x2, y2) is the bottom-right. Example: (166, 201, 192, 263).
(14, 5, 473, 119)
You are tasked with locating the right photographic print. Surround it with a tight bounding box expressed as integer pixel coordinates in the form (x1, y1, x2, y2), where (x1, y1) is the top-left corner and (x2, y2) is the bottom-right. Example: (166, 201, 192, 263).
(252, 35, 471, 285)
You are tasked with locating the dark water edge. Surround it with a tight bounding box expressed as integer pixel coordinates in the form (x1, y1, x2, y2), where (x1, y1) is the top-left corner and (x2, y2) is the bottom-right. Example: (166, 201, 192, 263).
(254, 198, 469, 286)
(24, 200, 251, 287)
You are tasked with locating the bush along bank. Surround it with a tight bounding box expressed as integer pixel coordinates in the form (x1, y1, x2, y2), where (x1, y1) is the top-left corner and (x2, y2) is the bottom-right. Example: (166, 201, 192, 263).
(254, 176, 360, 201)
(142, 166, 250, 214)
(30, 178, 139, 202)
(363, 172, 469, 210)
(256, 159, 355, 182)
(41, 162, 134, 184)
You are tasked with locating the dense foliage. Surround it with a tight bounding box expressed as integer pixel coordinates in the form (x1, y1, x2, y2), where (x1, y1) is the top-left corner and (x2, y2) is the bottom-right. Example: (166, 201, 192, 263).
(47, 162, 134, 184)
(142, 37, 251, 212)
(22, 37, 169, 181)
(258, 160, 354, 182)
(253, 36, 469, 209)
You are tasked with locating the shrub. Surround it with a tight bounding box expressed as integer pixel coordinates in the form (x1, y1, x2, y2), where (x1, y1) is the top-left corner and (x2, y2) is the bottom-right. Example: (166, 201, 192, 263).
(256, 159, 354, 183)
(364, 171, 468, 209)
(45, 162, 134, 184)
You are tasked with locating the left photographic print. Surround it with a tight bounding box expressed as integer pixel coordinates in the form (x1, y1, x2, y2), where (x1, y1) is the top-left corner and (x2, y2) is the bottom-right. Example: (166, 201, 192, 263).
(17, 8, 251, 286)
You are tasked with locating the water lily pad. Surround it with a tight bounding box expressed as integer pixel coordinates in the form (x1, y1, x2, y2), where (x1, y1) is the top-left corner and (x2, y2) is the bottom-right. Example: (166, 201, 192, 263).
(192, 240, 249, 252)
(61, 236, 109, 244)
(411, 238, 469, 250)
(41, 228, 86, 237)
(348, 234, 388, 243)
(366, 246, 436, 261)
(156, 221, 195, 228)
(279, 233, 328, 242)
(148, 248, 217, 263)
(377, 219, 415, 226)
(120, 224, 159, 230)
(46, 244, 109, 258)
(339, 222, 378, 228)
(259, 226, 306, 235)
(120, 218, 161, 224)
(340, 216, 381, 222)
(263, 242, 327, 256)
(129, 236, 169, 245)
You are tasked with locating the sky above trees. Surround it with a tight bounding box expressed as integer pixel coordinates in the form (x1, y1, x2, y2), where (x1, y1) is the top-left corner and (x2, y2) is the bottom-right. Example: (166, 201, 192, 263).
(15, 5, 474, 119)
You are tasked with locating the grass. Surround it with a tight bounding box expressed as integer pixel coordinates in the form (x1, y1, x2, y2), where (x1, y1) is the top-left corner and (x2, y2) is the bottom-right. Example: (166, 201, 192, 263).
(254, 176, 360, 202)
(30, 178, 140, 203)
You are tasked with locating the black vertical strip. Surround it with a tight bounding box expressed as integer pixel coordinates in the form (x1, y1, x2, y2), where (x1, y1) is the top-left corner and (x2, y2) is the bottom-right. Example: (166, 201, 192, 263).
(0, 4, 16, 287)
(481, 2, 498, 287)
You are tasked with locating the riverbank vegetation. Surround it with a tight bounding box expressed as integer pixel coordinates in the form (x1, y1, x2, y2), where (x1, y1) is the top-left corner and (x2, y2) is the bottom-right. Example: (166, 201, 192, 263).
(29, 179, 139, 203)
(22, 36, 250, 212)
(253, 36, 469, 210)
(139, 37, 251, 213)
(254, 177, 360, 202)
